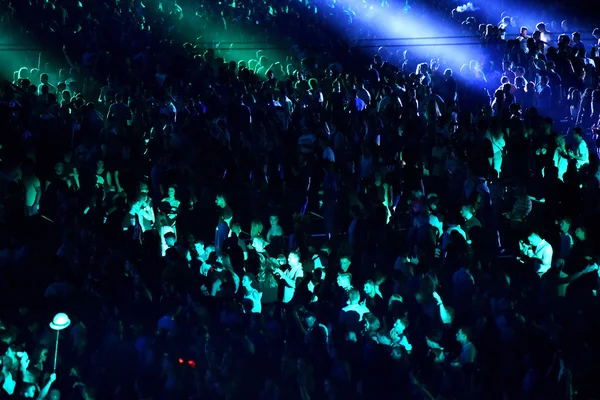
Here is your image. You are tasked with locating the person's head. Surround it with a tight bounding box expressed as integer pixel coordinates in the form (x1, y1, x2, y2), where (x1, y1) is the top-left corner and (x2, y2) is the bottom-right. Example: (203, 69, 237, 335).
(364, 279, 376, 296)
(364, 313, 380, 332)
(536, 22, 547, 33)
(340, 255, 352, 272)
(304, 312, 317, 329)
(139, 182, 149, 194)
(347, 288, 360, 305)
(313, 268, 326, 283)
(54, 161, 64, 175)
(221, 207, 233, 222)
(393, 316, 408, 334)
(460, 204, 475, 220)
(520, 26, 528, 37)
(558, 217, 572, 234)
(242, 273, 256, 289)
(164, 232, 176, 248)
(525, 81, 535, 93)
(277, 254, 287, 265)
(251, 220, 263, 237)
(456, 326, 472, 344)
(288, 251, 301, 267)
(231, 222, 242, 236)
(18, 67, 29, 80)
(337, 272, 352, 288)
(527, 231, 543, 247)
(515, 76, 526, 89)
(96, 160, 105, 171)
(269, 215, 279, 227)
(215, 193, 227, 208)
(514, 67, 525, 77)
(167, 186, 176, 198)
(40, 73, 49, 83)
(572, 32, 581, 42)
(252, 237, 266, 253)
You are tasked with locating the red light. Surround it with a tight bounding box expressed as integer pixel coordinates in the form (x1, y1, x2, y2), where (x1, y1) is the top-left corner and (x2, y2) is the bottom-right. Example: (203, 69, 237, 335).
(178, 358, 184, 364)
(187, 360, 196, 368)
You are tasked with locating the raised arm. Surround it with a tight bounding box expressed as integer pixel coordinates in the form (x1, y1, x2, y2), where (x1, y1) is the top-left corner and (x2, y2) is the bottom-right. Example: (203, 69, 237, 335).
(36, 373, 57, 400)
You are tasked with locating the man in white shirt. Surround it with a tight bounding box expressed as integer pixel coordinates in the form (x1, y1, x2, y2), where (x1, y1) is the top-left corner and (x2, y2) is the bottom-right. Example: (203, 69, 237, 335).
(520, 231, 553, 276)
(570, 128, 589, 170)
(274, 251, 304, 303)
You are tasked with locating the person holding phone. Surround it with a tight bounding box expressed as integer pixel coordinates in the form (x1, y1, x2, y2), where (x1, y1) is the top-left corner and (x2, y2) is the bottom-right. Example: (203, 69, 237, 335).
(519, 230, 553, 277)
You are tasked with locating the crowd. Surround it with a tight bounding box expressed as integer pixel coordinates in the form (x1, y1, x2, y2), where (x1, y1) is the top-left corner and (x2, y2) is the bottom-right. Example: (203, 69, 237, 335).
(1, 0, 600, 399)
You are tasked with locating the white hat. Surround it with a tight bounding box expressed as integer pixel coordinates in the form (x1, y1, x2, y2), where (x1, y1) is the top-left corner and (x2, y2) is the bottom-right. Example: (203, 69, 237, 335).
(49, 313, 71, 331)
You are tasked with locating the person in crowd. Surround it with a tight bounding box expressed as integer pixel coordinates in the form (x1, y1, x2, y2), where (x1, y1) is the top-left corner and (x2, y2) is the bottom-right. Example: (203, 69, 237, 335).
(570, 127, 589, 170)
(160, 185, 181, 231)
(455, 326, 477, 366)
(274, 251, 304, 304)
(520, 230, 554, 277)
(242, 273, 262, 313)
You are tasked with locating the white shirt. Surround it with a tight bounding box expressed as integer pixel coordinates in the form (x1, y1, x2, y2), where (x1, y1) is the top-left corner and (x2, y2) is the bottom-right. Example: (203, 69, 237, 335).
(244, 288, 262, 313)
(528, 239, 553, 276)
(282, 265, 304, 303)
(575, 140, 589, 170)
(553, 148, 569, 181)
(342, 303, 370, 321)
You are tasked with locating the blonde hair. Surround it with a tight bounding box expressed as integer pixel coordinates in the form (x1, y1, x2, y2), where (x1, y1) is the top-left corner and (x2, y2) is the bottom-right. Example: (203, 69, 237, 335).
(251, 220, 264, 238)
